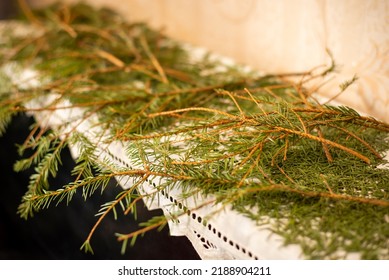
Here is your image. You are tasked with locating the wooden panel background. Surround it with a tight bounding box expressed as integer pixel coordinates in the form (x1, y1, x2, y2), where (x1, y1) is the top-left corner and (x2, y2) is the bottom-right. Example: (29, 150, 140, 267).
(28, 0, 389, 122)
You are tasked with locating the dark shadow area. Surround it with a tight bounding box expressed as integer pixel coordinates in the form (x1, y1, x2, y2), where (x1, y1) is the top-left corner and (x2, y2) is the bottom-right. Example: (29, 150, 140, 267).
(0, 114, 199, 260)
(0, 0, 18, 20)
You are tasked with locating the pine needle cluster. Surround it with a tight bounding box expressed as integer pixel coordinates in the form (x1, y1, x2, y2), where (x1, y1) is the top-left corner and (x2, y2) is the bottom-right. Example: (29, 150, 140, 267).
(0, 3, 388, 259)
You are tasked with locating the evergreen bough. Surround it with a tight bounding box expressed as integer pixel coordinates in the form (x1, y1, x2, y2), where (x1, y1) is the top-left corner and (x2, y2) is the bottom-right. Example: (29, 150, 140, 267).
(0, 3, 388, 259)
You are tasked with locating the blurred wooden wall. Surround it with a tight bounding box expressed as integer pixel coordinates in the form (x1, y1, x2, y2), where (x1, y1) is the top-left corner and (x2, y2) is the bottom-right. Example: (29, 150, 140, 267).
(28, 0, 389, 122)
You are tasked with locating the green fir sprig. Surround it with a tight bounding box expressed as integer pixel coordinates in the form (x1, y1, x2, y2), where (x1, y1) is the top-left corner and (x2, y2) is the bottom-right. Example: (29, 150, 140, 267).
(0, 3, 388, 259)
